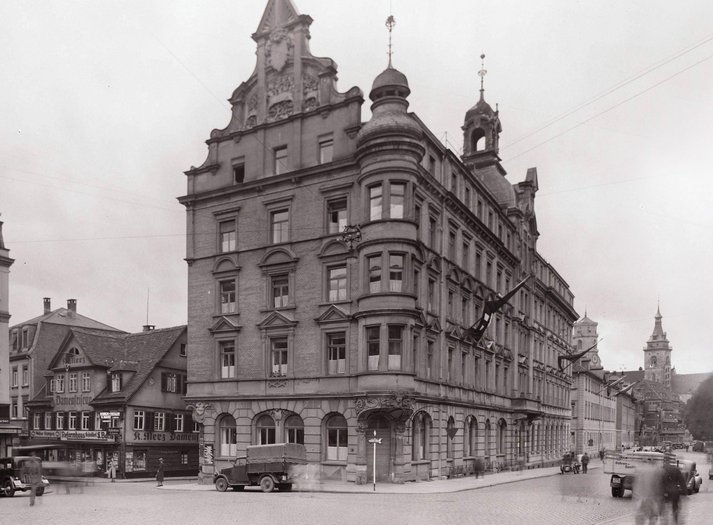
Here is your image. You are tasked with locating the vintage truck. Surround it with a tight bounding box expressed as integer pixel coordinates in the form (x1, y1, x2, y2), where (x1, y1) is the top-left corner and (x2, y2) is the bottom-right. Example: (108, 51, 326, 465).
(213, 443, 307, 493)
(604, 450, 667, 497)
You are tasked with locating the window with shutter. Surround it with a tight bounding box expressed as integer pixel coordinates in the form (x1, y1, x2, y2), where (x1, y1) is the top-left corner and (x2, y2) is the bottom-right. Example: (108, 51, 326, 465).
(161, 372, 167, 392)
(145, 411, 154, 431)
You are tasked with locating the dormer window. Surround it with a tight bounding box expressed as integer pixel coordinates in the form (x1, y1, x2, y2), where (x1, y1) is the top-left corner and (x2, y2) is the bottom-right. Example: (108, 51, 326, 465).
(111, 373, 122, 392)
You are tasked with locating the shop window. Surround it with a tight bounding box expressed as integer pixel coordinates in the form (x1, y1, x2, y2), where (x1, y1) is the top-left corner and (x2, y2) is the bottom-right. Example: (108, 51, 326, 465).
(325, 414, 348, 461)
(133, 451, 147, 471)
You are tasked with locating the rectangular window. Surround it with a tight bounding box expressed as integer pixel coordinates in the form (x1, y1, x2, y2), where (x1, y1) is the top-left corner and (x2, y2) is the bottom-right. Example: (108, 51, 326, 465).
(366, 326, 380, 371)
(270, 338, 288, 377)
(319, 136, 334, 164)
(134, 410, 145, 430)
(327, 198, 347, 235)
(447, 347, 453, 382)
(220, 341, 236, 379)
(22, 367, 28, 386)
(81, 411, 90, 430)
(44, 412, 52, 430)
(427, 278, 436, 312)
(175, 414, 184, 433)
(163, 373, 178, 393)
(327, 332, 346, 374)
(271, 275, 289, 308)
(389, 254, 403, 292)
(486, 260, 493, 288)
(448, 230, 456, 260)
(368, 255, 381, 293)
(10, 400, 18, 418)
(219, 279, 236, 314)
(461, 352, 467, 384)
(426, 341, 434, 379)
(11, 368, 17, 387)
(68, 412, 77, 430)
(428, 155, 436, 175)
(328, 266, 347, 302)
(56, 412, 64, 430)
(475, 251, 482, 280)
(327, 426, 348, 461)
(369, 185, 383, 221)
(450, 173, 458, 195)
(81, 372, 91, 392)
(462, 240, 469, 269)
(429, 215, 438, 249)
(111, 373, 121, 392)
(232, 158, 245, 183)
(270, 209, 289, 244)
(68, 372, 78, 393)
(274, 146, 288, 175)
(387, 325, 403, 371)
(219, 220, 237, 252)
(390, 182, 405, 219)
(55, 374, 65, 393)
(33, 412, 41, 429)
(464, 186, 471, 208)
(154, 412, 165, 431)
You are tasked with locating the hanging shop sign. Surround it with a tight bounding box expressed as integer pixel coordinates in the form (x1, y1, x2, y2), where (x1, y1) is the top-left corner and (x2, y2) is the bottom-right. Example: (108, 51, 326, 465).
(100, 411, 121, 420)
(30, 430, 109, 440)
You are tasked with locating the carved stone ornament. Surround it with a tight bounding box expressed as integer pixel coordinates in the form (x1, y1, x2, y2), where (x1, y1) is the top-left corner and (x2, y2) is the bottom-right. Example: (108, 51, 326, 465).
(271, 408, 283, 421)
(188, 401, 213, 424)
(266, 29, 293, 72)
(268, 99, 294, 121)
(354, 393, 414, 415)
(268, 379, 287, 388)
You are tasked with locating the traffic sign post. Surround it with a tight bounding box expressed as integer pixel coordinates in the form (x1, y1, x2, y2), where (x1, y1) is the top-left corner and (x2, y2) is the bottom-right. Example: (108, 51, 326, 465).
(367, 430, 382, 492)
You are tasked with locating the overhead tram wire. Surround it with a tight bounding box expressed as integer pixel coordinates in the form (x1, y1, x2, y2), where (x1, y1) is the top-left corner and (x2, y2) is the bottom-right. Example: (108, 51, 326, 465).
(503, 32, 713, 150)
(503, 51, 713, 163)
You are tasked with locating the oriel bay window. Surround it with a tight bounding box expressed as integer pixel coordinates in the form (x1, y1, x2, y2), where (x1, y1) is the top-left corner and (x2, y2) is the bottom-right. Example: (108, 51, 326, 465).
(387, 325, 403, 370)
(327, 332, 346, 374)
(366, 326, 380, 371)
(367, 255, 381, 293)
(369, 181, 407, 221)
(369, 184, 383, 220)
(390, 182, 405, 218)
(389, 254, 404, 292)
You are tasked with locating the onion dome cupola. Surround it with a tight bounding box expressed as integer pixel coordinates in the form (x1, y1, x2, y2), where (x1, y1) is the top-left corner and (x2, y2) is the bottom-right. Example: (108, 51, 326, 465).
(356, 16, 423, 161)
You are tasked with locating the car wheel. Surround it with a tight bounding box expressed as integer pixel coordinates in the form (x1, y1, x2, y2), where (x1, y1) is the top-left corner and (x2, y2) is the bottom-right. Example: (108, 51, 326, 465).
(3, 480, 15, 497)
(215, 478, 229, 492)
(259, 476, 275, 493)
(36, 487, 45, 497)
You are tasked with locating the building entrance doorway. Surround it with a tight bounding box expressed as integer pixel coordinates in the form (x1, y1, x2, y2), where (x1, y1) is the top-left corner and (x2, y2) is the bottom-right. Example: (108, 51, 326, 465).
(365, 415, 391, 482)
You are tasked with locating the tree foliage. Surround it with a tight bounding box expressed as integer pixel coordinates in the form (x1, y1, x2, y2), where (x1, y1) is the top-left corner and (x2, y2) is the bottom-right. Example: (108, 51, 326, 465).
(684, 374, 713, 440)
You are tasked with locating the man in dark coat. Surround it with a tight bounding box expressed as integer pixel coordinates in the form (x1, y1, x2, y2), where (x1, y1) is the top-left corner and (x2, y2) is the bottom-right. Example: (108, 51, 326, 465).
(661, 460, 686, 524)
(581, 452, 590, 474)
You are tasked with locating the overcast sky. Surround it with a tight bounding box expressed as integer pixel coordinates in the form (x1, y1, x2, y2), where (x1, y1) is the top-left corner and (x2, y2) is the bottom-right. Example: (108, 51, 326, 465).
(2, 0, 712, 375)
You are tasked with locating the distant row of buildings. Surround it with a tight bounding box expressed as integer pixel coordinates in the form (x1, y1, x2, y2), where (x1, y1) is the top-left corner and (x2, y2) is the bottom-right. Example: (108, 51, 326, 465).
(1, 0, 708, 483)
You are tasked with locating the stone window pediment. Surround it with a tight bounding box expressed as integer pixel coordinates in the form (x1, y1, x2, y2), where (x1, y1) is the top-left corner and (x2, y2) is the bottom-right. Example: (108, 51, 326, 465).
(315, 305, 351, 325)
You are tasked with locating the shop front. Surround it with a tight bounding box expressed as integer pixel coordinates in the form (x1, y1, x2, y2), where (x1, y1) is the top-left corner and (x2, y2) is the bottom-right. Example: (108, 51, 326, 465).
(123, 428, 199, 478)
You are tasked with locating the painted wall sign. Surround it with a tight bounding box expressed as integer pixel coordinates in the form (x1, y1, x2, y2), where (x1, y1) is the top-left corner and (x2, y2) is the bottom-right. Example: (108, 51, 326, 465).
(54, 394, 93, 407)
(99, 411, 121, 419)
(30, 430, 109, 440)
(129, 431, 198, 444)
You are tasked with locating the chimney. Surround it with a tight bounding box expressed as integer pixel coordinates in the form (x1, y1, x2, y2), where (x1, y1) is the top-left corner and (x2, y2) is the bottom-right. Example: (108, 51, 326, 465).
(67, 299, 77, 313)
(43, 297, 51, 314)
(142, 324, 155, 332)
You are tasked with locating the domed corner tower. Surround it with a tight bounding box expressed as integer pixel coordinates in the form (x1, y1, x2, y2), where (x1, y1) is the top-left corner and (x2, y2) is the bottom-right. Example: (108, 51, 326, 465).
(643, 305, 673, 389)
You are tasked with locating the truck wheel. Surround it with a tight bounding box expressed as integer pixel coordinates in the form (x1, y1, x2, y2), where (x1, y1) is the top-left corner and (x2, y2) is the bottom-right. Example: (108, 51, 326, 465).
(3, 480, 15, 497)
(259, 476, 275, 493)
(215, 478, 229, 492)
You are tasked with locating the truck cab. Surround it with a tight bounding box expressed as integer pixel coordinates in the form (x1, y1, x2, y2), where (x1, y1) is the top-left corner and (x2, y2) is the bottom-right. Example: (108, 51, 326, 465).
(213, 443, 306, 493)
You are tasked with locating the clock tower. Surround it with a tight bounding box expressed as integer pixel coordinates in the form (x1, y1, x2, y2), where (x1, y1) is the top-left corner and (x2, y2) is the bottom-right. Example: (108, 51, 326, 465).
(572, 311, 602, 369)
(643, 306, 673, 389)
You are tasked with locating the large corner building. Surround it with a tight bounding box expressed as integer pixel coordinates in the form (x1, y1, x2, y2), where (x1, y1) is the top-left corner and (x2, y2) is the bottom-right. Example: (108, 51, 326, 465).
(181, 0, 579, 484)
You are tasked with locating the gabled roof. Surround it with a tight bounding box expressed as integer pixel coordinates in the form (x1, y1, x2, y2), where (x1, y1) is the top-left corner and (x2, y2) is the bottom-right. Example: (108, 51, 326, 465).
(91, 326, 187, 405)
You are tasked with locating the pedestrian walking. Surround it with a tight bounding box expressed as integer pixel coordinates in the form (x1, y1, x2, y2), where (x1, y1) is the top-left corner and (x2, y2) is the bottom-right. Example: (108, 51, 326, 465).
(25, 459, 42, 507)
(660, 457, 686, 525)
(473, 457, 484, 479)
(156, 458, 164, 487)
(599, 448, 606, 462)
(106, 460, 116, 482)
(581, 452, 589, 474)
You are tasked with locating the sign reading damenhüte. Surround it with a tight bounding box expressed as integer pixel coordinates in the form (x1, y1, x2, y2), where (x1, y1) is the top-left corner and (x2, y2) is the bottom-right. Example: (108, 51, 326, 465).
(54, 394, 93, 407)
(30, 430, 108, 440)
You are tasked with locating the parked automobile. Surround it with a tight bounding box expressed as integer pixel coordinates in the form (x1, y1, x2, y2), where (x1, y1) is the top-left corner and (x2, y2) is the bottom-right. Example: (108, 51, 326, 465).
(0, 456, 50, 497)
(677, 459, 701, 495)
(213, 443, 306, 493)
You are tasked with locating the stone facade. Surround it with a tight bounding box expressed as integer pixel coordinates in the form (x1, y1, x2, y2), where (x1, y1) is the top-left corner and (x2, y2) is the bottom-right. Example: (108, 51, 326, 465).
(181, 0, 579, 484)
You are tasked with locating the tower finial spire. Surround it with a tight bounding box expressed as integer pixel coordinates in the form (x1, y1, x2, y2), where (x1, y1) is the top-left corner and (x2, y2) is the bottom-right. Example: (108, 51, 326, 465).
(478, 53, 487, 100)
(386, 15, 396, 68)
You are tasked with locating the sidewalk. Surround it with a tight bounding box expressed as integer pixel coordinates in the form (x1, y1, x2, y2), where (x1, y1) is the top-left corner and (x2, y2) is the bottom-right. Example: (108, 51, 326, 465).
(153, 464, 598, 494)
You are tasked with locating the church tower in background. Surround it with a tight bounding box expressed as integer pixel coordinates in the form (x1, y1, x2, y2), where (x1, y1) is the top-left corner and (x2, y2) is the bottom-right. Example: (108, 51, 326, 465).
(643, 306, 673, 389)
